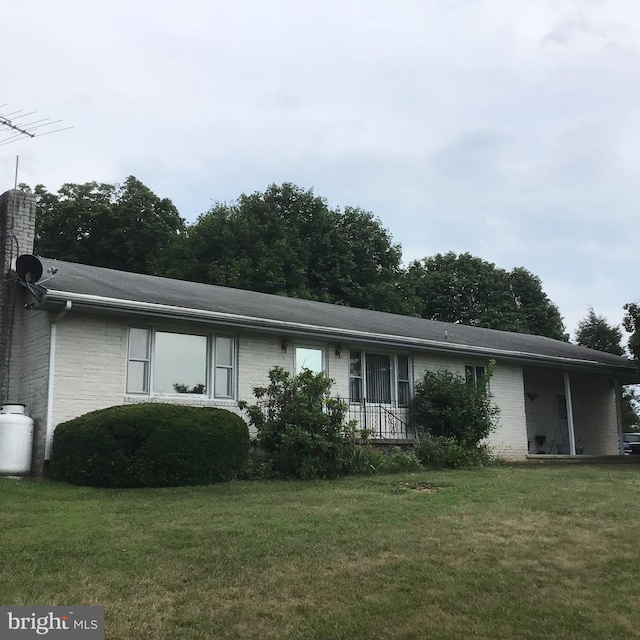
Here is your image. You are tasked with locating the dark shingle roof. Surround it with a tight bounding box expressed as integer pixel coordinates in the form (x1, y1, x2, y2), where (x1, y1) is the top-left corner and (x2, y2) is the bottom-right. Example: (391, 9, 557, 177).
(33, 258, 640, 382)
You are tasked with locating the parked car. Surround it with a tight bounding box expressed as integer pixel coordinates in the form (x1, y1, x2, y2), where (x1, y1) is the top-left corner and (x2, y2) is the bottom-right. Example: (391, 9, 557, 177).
(623, 433, 640, 455)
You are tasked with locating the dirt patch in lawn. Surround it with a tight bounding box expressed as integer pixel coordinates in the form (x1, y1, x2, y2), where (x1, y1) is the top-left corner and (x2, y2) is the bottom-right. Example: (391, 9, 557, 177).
(401, 481, 439, 493)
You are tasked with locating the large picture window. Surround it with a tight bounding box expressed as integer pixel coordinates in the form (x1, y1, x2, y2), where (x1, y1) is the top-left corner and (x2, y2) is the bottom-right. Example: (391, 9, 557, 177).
(126, 328, 235, 399)
(155, 332, 207, 394)
(349, 351, 411, 407)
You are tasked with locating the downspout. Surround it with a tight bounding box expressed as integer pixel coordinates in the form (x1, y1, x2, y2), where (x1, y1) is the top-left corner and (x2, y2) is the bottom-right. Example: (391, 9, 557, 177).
(614, 379, 624, 456)
(44, 301, 72, 460)
(564, 372, 576, 455)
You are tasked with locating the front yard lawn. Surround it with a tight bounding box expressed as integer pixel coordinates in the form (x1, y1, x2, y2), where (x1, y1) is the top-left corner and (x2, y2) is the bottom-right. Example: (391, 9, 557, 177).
(2, 464, 640, 639)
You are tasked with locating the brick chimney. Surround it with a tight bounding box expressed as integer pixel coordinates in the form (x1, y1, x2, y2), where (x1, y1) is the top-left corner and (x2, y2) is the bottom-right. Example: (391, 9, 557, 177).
(0, 189, 37, 402)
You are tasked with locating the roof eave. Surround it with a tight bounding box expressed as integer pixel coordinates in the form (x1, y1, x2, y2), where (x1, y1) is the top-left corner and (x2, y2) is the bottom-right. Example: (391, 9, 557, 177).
(38, 289, 640, 383)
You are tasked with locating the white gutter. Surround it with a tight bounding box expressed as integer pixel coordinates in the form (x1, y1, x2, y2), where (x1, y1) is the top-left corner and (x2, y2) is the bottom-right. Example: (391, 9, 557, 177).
(47, 290, 636, 370)
(42, 289, 637, 375)
(44, 301, 72, 460)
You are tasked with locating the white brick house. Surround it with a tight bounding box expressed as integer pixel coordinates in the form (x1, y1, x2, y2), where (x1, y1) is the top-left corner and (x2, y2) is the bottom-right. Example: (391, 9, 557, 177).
(2, 189, 639, 474)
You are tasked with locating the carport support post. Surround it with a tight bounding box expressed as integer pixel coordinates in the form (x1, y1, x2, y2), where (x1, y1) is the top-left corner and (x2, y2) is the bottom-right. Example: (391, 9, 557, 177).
(614, 379, 624, 455)
(564, 372, 576, 455)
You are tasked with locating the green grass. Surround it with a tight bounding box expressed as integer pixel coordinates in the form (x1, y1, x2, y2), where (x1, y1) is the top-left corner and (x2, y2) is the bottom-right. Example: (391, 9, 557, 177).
(2, 464, 640, 639)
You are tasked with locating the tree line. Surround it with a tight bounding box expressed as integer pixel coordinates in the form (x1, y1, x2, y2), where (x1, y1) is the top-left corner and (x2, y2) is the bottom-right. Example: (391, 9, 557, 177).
(20, 176, 640, 369)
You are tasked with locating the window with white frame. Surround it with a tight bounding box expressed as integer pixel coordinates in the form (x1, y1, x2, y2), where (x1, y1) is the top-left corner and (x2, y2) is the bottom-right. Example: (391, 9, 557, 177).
(295, 346, 324, 375)
(214, 336, 235, 397)
(127, 327, 151, 393)
(397, 355, 411, 406)
(465, 364, 486, 387)
(126, 328, 236, 398)
(349, 351, 411, 407)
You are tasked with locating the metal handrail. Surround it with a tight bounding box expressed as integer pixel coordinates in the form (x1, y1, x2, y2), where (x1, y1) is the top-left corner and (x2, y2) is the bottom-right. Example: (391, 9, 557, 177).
(346, 398, 415, 440)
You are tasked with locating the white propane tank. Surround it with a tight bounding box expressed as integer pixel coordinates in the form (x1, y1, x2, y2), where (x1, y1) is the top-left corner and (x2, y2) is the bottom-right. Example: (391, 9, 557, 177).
(0, 404, 34, 475)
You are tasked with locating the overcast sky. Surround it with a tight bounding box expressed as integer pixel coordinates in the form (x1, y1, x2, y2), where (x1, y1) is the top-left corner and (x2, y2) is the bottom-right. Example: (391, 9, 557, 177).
(3, 0, 639, 341)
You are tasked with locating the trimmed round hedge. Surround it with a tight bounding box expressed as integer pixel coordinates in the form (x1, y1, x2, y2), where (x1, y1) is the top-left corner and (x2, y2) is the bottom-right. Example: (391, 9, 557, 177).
(50, 403, 250, 487)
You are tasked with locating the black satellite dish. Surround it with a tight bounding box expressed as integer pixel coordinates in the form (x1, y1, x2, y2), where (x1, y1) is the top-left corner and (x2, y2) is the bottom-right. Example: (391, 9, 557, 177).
(15, 254, 43, 283)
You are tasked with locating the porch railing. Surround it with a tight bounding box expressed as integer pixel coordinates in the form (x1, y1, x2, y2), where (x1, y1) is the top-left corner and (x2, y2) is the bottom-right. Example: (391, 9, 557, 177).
(346, 399, 416, 440)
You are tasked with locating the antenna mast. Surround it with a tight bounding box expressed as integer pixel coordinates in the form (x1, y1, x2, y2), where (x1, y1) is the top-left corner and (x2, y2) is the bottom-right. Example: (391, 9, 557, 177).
(0, 103, 73, 147)
(0, 102, 72, 402)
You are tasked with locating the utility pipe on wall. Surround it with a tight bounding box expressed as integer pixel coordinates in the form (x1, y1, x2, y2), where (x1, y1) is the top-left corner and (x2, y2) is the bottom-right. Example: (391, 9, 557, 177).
(44, 301, 72, 461)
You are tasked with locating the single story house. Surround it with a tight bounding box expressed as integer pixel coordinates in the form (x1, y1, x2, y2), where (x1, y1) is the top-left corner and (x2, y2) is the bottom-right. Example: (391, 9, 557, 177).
(2, 189, 639, 474)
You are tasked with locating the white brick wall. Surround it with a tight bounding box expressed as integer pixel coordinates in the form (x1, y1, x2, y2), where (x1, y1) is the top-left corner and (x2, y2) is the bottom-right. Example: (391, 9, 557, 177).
(237, 334, 348, 400)
(47, 318, 535, 458)
(47, 324, 352, 439)
(326, 344, 349, 399)
(26, 310, 621, 461)
(52, 315, 128, 425)
(48, 320, 348, 435)
(237, 332, 292, 400)
(485, 361, 527, 458)
(571, 373, 618, 455)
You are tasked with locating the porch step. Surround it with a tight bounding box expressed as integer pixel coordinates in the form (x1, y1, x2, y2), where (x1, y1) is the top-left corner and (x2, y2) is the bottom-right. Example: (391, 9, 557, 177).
(526, 455, 640, 464)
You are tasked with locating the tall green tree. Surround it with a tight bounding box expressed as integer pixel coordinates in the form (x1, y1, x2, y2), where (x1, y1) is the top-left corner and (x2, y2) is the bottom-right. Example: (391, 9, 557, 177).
(28, 178, 570, 343)
(575, 307, 624, 356)
(28, 176, 185, 274)
(402, 252, 566, 340)
(623, 302, 640, 363)
(175, 183, 408, 312)
(575, 307, 639, 429)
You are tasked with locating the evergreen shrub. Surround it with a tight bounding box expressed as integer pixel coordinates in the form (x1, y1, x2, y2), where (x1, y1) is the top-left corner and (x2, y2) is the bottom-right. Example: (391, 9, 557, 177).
(50, 403, 249, 487)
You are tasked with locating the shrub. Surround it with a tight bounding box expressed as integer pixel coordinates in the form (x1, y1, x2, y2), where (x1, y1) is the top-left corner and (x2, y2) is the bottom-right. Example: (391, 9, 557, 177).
(379, 447, 424, 473)
(347, 444, 386, 475)
(346, 445, 424, 476)
(50, 403, 249, 487)
(415, 434, 491, 470)
(239, 367, 355, 479)
(410, 364, 499, 447)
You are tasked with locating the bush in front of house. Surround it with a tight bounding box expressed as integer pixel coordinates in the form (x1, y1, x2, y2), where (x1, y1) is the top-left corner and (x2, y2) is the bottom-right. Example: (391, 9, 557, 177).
(410, 364, 500, 448)
(415, 433, 491, 469)
(347, 444, 424, 475)
(380, 446, 424, 473)
(239, 366, 356, 479)
(346, 444, 387, 475)
(410, 365, 499, 469)
(50, 403, 249, 487)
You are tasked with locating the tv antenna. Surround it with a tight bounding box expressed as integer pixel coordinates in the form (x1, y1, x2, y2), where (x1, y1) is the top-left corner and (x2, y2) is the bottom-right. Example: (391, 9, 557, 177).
(0, 103, 73, 147)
